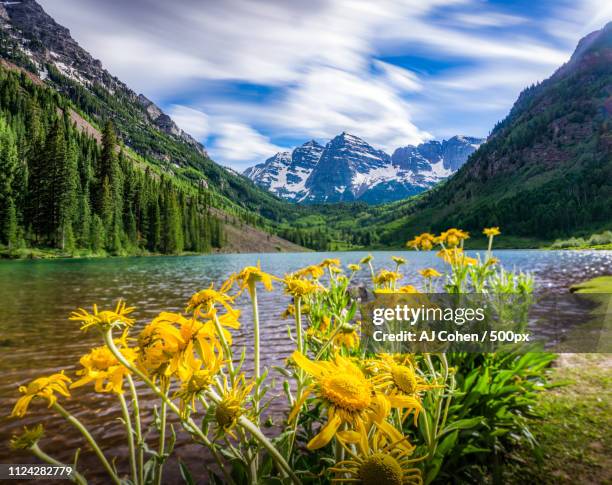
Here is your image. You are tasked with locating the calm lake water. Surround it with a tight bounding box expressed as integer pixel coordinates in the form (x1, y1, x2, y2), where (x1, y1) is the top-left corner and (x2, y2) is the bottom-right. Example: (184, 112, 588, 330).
(0, 249, 610, 481)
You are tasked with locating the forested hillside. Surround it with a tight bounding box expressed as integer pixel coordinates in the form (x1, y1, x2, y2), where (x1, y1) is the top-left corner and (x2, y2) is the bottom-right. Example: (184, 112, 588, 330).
(314, 22, 612, 247)
(0, 67, 226, 255)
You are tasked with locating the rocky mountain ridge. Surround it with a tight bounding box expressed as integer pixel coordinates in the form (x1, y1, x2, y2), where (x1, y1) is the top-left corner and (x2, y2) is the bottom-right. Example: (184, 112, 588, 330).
(0, 0, 206, 156)
(245, 133, 483, 204)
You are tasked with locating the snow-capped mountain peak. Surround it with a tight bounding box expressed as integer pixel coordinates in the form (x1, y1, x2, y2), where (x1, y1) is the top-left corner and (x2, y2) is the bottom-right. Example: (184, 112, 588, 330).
(244, 133, 484, 204)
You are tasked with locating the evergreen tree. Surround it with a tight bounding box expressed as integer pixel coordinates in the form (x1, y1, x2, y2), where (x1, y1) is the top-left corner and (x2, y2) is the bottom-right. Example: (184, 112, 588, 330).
(0, 117, 19, 245)
(55, 139, 78, 250)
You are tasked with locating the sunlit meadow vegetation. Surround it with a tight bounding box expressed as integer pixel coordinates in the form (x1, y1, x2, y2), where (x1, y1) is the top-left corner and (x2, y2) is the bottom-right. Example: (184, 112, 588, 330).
(550, 230, 612, 250)
(9, 228, 557, 484)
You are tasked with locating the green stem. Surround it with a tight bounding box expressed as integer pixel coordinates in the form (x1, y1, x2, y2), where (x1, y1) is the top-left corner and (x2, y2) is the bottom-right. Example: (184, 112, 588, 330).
(286, 298, 304, 460)
(105, 329, 297, 485)
(248, 283, 261, 473)
(295, 297, 303, 353)
(249, 283, 261, 385)
(213, 312, 235, 375)
(127, 375, 144, 485)
(30, 443, 87, 485)
(154, 382, 168, 485)
(52, 402, 120, 485)
(118, 392, 138, 485)
(315, 321, 344, 360)
(103, 330, 236, 485)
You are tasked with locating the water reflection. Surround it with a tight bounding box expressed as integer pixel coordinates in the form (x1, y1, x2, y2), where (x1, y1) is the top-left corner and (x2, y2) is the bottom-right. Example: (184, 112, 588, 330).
(0, 250, 610, 480)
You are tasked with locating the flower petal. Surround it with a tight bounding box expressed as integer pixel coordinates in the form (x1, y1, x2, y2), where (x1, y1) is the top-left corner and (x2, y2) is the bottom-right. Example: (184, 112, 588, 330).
(307, 413, 342, 450)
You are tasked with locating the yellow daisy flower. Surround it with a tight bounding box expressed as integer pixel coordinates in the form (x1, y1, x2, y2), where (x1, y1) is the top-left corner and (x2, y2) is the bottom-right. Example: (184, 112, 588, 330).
(214, 374, 255, 437)
(137, 316, 185, 376)
(359, 254, 373, 264)
(373, 285, 420, 295)
(70, 300, 135, 331)
(373, 270, 402, 289)
(186, 284, 236, 318)
(418, 268, 442, 278)
(289, 351, 392, 450)
(392, 256, 407, 266)
(329, 424, 423, 485)
(406, 233, 436, 251)
(284, 277, 323, 298)
(436, 248, 477, 266)
(12, 372, 71, 417)
(319, 258, 341, 269)
(71, 345, 137, 394)
(174, 342, 223, 416)
(333, 325, 360, 350)
(437, 228, 469, 248)
(226, 261, 277, 295)
(293, 265, 325, 280)
(369, 354, 434, 417)
(483, 227, 501, 237)
(348, 263, 361, 272)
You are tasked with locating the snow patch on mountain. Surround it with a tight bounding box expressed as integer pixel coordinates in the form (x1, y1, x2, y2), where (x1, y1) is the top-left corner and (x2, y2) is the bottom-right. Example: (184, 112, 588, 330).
(244, 133, 484, 204)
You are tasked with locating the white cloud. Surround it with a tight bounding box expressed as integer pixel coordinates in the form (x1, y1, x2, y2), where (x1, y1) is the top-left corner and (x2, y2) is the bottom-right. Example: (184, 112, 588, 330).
(272, 66, 431, 151)
(38, 0, 609, 168)
(167, 105, 210, 139)
(208, 121, 284, 167)
(373, 61, 423, 93)
(452, 12, 528, 27)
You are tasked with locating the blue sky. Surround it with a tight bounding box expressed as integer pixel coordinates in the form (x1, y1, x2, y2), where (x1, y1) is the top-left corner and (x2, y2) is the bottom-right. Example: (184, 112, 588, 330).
(39, 0, 611, 170)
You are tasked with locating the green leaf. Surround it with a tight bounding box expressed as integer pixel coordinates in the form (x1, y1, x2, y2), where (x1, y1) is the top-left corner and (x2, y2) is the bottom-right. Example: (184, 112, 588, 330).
(179, 460, 195, 485)
(439, 417, 485, 437)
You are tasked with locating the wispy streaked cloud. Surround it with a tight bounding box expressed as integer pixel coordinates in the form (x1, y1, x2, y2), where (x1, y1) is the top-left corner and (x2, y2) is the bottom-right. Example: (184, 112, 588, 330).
(167, 105, 210, 139)
(38, 0, 610, 169)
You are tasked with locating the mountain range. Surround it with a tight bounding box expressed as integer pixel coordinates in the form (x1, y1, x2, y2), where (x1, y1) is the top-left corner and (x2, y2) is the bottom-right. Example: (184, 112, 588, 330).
(0, 0, 308, 253)
(341, 21, 611, 246)
(244, 134, 483, 204)
(0, 0, 608, 254)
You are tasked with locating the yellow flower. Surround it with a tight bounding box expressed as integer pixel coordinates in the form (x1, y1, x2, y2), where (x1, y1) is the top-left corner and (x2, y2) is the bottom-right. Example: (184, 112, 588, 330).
(281, 304, 296, 319)
(289, 352, 393, 450)
(319, 258, 341, 269)
(437, 228, 469, 248)
(284, 277, 322, 298)
(485, 257, 499, 266)
(329, 425, 423, 485)
(483, 227, 501, 237)
(186, 284, 236, 317)
(373, 285, 420, 295)
(214, 374, 255, 437)
(436, 248, 477, 266)
(226, 261, 277, 296)
(293, 265, 325, 280)
(373, 270, 402, 289)
(333, 325, 360, 349)
(391, 256, 407, 266)
(369, 354, 434, 418)
(12, 372, 71, 417)
(71, 345, 137, 394)
(137, 315, 185, 376)
(348, 264, 361, 272)
(10, 424, 45, 450)
(359, 254, 373, 264)
(70, 300, 135, 331)
(418, 268, 442, 279)
(174, 342, 223, 416)
(406, 233, 436, 251)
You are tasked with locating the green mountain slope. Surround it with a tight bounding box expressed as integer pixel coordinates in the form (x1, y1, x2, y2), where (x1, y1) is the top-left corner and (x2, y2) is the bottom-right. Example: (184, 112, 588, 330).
(347, 22, 612, 247)
(0, 0, 312, 254)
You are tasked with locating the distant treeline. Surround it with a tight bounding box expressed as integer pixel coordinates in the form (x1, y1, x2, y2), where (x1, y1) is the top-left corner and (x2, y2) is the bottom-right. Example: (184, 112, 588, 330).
(0, 69, 223, 254)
